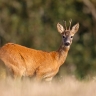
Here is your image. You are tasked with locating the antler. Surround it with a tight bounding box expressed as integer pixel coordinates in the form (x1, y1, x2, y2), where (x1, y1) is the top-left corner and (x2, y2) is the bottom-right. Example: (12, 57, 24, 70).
(63, 20, 67, 30)
(69, 19, 72, 30)
(63, 19, 72, 30)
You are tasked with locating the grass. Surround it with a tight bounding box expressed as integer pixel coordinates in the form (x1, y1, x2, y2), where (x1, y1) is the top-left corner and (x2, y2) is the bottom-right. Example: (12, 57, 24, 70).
(0, 76, 96, 96)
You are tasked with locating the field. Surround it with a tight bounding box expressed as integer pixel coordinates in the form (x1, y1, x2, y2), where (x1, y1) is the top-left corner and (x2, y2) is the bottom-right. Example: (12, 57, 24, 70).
(0, 76, 96, 96)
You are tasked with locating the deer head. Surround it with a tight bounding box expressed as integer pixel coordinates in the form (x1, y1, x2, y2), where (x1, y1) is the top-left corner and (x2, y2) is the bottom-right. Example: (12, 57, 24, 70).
(57, 20, 79, 48)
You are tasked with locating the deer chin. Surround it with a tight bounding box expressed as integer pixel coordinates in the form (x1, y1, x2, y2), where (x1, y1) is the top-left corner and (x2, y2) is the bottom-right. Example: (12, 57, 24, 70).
(64, 44, 70, 49)
(65, 45, 70, 48)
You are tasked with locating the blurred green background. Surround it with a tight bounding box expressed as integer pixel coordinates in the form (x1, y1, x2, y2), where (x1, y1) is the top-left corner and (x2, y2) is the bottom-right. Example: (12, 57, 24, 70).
(0, 0, 96, 79)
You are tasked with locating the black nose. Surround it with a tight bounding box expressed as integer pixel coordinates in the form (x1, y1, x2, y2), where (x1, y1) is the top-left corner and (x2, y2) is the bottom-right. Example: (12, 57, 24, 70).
(65, 42, 70, 46)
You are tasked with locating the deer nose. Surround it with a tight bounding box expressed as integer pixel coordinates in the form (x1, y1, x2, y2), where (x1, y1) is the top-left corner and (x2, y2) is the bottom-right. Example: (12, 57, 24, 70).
(65, 42, 70, 46)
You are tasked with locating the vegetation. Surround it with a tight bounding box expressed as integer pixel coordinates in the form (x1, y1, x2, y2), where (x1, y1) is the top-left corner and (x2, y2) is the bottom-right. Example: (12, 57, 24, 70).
(0, 0, 96, 79)
(0, 76, 96, 96)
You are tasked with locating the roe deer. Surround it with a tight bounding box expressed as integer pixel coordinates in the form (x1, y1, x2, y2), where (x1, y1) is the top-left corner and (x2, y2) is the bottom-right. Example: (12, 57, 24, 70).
(0, 20, 79, 81)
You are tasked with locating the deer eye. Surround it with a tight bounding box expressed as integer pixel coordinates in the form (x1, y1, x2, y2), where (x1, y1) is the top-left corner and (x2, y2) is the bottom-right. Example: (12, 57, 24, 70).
(71, 36, 73, 38)
(63, 36, 65, 38)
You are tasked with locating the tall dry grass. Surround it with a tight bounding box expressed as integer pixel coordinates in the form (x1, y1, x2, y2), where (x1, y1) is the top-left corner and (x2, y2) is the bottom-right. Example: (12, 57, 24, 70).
(0, 76, 96, 96)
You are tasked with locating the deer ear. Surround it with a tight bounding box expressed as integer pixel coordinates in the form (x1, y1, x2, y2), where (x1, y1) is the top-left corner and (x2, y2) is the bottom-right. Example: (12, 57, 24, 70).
(71, 23, 79, 34)
(57, 23, 64, 34)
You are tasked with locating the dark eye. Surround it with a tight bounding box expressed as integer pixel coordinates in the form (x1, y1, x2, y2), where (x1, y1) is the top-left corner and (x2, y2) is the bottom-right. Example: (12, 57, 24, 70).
(71, 36, 73, 38)
(63, 36, 65, 38)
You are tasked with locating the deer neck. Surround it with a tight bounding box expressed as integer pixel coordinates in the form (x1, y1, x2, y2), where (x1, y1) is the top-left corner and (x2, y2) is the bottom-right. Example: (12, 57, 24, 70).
(57, 42, 70, 66)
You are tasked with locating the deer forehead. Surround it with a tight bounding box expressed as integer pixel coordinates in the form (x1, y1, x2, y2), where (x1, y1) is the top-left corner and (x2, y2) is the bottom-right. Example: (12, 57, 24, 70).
(63, 30, 73, 36)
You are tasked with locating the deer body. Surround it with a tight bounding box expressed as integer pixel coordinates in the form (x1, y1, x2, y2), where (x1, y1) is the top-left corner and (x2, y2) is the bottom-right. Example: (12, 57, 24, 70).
(0, 21, 79, 81)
